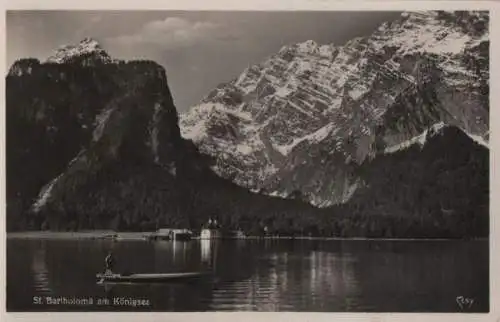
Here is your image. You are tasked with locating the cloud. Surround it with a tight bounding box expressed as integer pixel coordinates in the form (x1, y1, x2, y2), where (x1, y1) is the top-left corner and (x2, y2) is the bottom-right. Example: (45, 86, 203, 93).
(107, 17, 223, 49)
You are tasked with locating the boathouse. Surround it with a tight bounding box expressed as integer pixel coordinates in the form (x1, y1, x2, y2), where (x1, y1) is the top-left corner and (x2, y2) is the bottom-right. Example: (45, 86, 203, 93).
(156, 228, 192, 241)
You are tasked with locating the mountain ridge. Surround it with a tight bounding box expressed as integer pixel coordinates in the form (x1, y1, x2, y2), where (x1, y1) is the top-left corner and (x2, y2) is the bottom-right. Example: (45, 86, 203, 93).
(180, 10, 489, 207)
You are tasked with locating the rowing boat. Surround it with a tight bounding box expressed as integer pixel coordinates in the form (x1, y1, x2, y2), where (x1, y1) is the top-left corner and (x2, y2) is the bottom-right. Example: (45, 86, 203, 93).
(96, 271, 211, 283)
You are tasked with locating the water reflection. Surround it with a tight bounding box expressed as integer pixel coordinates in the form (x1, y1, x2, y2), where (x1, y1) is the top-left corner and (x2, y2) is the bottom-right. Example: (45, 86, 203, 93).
(259, 253, 280, 311)
(7, 239, 489, 312)
(31, 241, 52, 295)
(201, 239, 211, 264)
(200, 239, 219, 272)
(153, 240, 171, 273)
(206, 242, 367, 311)
(172, 240, 187, 264)
(153, 240, 196, 272)
(313, 247, 362, 310)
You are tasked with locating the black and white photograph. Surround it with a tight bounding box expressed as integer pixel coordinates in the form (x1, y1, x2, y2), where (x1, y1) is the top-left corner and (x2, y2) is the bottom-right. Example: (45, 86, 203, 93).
(4, 4, 492, 315)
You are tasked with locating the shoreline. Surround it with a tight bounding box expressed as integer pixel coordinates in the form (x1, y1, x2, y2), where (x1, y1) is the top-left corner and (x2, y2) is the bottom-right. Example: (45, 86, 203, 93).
(6, 231, 151, 240)
(6, 231, 488, 242)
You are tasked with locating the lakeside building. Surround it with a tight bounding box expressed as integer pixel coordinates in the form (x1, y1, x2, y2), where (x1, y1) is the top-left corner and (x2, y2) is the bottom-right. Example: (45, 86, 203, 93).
(200, 228, 221, 239)
(234, 230, 247, 239)
(155, 228, 192, 241)
(200, 218, 221, 239)
(200, 218, 249, 239)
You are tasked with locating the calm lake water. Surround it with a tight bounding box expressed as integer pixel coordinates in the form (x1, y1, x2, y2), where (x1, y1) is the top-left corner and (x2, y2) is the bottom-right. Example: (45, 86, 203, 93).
(6, 238, 489, 312)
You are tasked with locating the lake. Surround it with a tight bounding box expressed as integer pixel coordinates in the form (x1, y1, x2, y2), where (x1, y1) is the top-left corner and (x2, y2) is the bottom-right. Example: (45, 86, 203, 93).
(6, 237, 489, 312)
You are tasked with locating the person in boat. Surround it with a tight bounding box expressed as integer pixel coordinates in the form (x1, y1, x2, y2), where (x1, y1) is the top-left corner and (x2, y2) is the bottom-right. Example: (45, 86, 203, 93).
(104, 251, 115, 275)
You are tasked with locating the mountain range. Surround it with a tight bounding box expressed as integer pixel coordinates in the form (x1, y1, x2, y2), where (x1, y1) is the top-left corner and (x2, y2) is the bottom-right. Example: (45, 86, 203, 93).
(180, 10, 489, 207)
(5, 10, 489, 238)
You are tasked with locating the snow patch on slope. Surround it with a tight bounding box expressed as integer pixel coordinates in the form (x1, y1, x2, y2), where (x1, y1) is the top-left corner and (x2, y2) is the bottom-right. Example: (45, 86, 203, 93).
(384, 122, 489, 155)
(384, 122, 447, 154)
(273, 123, 337, 156)
(32, 174, 63, 212)
(93, 108, 114, 142)
(464, 132, 489, 148)
(383, 12, 486, 56)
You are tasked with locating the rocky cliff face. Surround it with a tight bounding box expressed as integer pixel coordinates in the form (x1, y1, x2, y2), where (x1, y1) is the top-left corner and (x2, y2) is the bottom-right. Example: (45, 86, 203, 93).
(6, 39, 186, 229)
(6, 38, 319, 232)
(180, 10, 489, 207)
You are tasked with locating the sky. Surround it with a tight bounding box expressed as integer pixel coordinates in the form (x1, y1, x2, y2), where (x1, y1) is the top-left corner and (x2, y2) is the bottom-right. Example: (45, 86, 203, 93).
(6, 11, 401, 113)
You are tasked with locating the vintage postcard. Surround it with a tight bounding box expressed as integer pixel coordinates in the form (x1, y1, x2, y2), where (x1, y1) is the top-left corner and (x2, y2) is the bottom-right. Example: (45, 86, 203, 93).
(2, 0, 498, 321)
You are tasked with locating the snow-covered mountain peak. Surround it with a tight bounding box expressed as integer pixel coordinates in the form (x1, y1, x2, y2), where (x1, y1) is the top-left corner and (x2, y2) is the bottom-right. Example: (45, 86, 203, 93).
(180, 10, 489, 207)
(46, 37, 112, 64)
(79, 37, 101, 48)
(296, 40, 319, 53)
